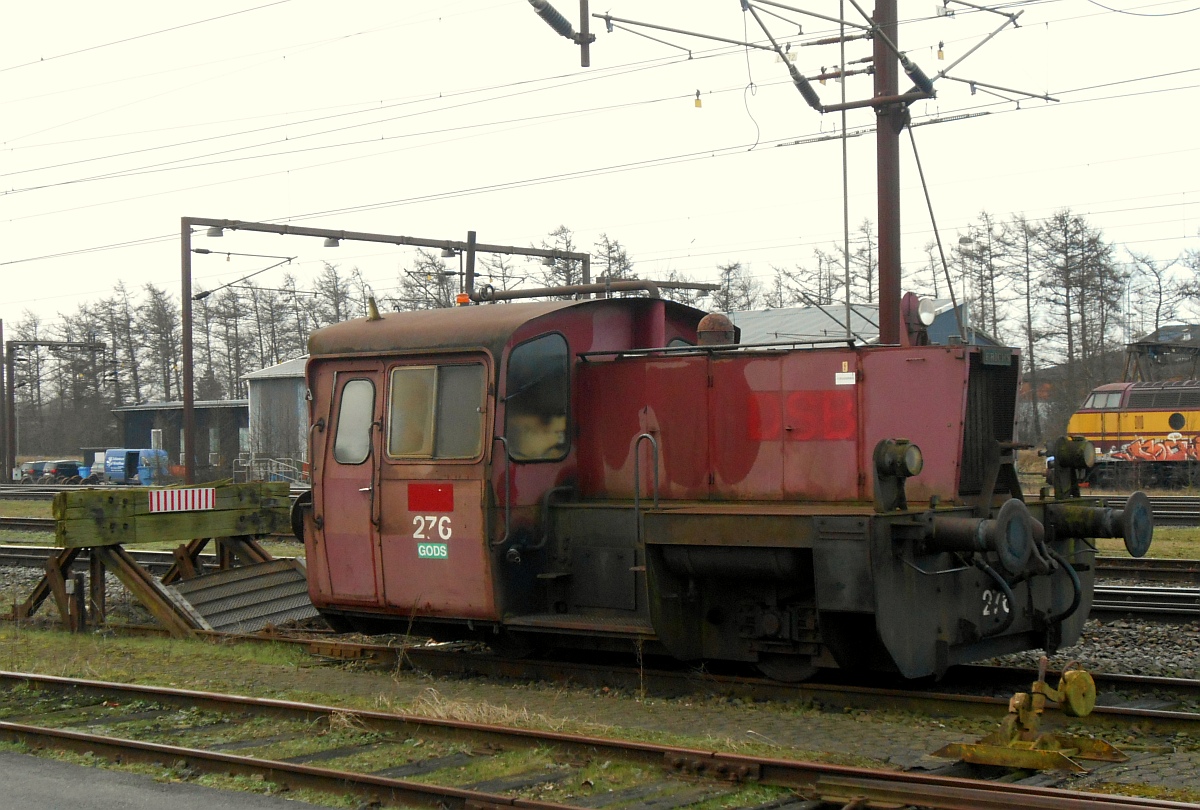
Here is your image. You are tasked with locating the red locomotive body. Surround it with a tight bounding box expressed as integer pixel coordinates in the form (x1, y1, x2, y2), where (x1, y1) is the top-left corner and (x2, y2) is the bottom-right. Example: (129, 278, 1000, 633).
(298, 295, 1150, 679)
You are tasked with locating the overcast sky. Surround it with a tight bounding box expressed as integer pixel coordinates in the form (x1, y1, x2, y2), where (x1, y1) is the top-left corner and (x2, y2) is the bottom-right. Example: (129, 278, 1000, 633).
(2, 0, 1197, 337)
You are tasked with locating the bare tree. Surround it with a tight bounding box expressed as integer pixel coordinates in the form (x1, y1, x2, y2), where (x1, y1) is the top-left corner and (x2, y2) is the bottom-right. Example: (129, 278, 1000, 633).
(848, 219, 877, 304)
(1126, 251, 1185, 337)
(138, 284, 181, 400)
(212, 287, 252, 399)
(593, 233, 635, 281)
(312, 263, 354, 325)
(763, 266, 799, 309)
(111, 282, 144, 404)
(711, 262, 762, 312)
(476, 254, 526, 296)
(657, 268, 710, 307)
(955, 211, 1012, 342)
(1003, 215, 1048, 442)
(1036, 210, 1126, 430)
(538, 225, 584, 289)
(395, 249, 457, 310)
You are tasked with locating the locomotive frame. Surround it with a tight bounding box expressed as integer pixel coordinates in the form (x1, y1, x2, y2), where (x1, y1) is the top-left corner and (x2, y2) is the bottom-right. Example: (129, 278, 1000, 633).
(296, 293, 1152, 679)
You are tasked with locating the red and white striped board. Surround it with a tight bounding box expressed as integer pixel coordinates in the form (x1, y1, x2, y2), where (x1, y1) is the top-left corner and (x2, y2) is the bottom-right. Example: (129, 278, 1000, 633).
(148, 487, 216, 513)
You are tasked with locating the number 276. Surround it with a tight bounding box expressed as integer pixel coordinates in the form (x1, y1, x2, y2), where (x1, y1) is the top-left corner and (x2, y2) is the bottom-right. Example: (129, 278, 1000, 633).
(412, 515, 452, 540)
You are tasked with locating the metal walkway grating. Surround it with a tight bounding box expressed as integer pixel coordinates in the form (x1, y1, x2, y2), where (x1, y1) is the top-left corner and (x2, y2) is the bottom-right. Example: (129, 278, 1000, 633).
(170, 558, 318, 633)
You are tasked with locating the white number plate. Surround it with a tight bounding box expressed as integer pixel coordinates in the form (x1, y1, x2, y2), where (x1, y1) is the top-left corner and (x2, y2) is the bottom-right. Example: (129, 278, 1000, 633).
(982, 588, 1010, 617)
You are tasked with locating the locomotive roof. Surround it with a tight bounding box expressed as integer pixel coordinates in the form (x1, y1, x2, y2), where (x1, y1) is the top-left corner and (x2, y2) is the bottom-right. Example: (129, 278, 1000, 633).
(307, 297, 706, 358)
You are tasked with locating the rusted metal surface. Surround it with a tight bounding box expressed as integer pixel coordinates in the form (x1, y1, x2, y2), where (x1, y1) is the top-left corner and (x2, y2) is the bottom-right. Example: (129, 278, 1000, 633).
(309, 299, 568, 360)
(574, 345, 996, 503)
(301, 291, 1143, 680)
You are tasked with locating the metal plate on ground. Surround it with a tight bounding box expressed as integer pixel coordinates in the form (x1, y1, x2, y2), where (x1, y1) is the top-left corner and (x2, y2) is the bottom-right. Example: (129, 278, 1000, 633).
(170, 558, 318, 633)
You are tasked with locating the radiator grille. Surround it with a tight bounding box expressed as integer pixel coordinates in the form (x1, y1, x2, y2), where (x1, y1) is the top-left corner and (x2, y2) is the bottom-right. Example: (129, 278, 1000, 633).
(959, 352, 1018, 495)
(1127, 385, 1200, 409)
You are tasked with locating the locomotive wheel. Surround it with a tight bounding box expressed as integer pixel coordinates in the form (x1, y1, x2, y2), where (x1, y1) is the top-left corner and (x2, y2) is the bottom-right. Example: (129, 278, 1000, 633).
(756, 654, 818, 682)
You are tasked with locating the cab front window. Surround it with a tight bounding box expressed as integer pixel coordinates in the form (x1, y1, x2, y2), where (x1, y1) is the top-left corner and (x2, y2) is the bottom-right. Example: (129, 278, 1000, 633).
(388, 363, 485, 460)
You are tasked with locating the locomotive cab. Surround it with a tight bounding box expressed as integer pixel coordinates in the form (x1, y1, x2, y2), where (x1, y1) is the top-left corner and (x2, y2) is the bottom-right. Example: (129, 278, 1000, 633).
(299, 295, 1150, 679)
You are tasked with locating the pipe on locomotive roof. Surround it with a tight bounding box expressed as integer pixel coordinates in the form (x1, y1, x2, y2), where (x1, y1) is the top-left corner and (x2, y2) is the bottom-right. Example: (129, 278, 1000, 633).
(471, 279, 662, 302)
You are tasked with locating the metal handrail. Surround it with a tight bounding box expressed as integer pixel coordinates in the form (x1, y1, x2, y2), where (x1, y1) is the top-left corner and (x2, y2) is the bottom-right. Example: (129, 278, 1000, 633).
(632, 433, 660, 547)
(490, 436, 512, 548)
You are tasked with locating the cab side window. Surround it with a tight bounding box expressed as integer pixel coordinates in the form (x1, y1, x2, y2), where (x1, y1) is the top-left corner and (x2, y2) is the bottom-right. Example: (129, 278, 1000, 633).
(505, 334, 570, 461)
(387, 363, 485, 460)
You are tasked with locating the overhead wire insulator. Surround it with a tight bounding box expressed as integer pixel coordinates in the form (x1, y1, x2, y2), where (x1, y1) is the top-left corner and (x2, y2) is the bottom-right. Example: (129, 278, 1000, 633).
(786, 63, 823, 112)
(528, 0, 576, 39)
(905, 60, 935, 95)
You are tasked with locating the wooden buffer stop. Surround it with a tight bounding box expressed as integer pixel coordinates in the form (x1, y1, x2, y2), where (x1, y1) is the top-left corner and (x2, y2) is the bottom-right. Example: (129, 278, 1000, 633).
(13, 482, 295, 636)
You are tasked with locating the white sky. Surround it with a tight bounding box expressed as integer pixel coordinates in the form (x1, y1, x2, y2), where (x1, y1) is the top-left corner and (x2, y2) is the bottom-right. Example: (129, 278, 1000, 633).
(2, 0, 1198, 336)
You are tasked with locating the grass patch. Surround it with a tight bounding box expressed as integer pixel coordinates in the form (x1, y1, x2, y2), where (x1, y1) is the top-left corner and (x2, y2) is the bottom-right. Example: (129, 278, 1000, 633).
(1095, 525, 1199, 559)
(0, 500, 51, 519)
(0, 626, 309, 686)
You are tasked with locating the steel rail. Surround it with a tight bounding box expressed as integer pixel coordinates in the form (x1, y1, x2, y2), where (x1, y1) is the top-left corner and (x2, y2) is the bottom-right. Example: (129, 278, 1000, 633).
(1092, 585, 1200, 622)
(953, 663, 1200, 701)
(13, 621, 1200, 736)
(0, 671, 1193, 810)
(1097, 556, 1200, 585)
(0, 544, 214, 575)
(0, 517, 54, 532)
(0, 720, 580, 810)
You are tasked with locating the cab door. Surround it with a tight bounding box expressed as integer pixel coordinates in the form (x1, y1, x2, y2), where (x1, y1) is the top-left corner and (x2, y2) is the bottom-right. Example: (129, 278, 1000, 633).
(315, 365, 385, 605)
(375, 359, 495, 618)
(1100, 391, 1119, 451)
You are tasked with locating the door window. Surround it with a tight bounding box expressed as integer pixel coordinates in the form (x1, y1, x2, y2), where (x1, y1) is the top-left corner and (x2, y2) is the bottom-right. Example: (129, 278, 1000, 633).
(333, 379, 375, 464)
(505, 333, 570, 461)
(388, 363, 486, 459)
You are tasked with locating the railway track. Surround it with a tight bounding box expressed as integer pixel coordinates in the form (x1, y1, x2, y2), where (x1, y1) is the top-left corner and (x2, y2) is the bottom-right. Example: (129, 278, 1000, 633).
(6, 612, 1199, 737)
(1099, 495, 1200, 526)
(1096, 556, 1200, 585)
(1091, 586, 1200, 623)
(0, 670, 1192, 810)
(0, 544, 217, 576)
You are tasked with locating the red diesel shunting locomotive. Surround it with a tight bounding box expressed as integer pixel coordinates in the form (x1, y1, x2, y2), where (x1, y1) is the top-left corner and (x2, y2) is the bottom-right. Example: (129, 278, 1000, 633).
(294, 291, 1153, 680)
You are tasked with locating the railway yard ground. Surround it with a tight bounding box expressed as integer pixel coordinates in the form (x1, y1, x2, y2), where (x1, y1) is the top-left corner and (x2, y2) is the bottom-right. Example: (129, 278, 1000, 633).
(0, 493, 1198, 807)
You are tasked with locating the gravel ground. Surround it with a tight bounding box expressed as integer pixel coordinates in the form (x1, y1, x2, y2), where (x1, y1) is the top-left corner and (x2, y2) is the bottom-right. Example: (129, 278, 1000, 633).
(0, 563, 153, 625)
(989, 617, 1200, 680)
